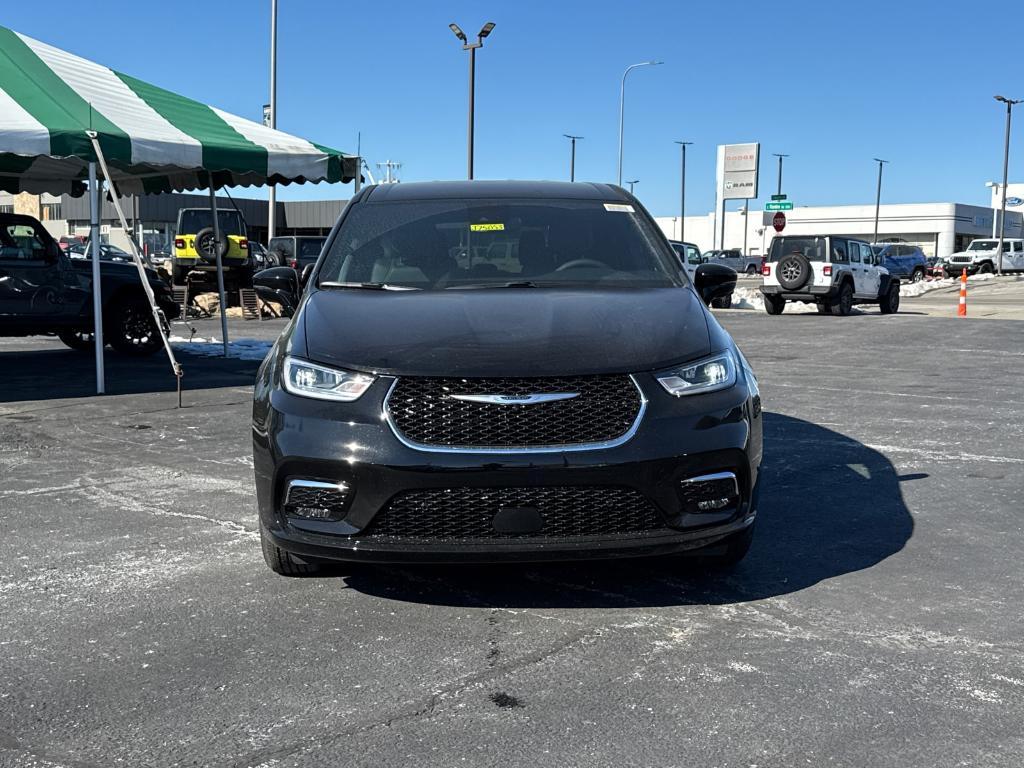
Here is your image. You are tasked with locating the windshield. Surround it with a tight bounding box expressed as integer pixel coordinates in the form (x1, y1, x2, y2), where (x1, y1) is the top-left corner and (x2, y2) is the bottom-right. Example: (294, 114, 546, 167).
(177, 210, 245, 237)
(967, 240, 997, 251)
(769, 237, 827, 262)
(317, 199, 681, 290)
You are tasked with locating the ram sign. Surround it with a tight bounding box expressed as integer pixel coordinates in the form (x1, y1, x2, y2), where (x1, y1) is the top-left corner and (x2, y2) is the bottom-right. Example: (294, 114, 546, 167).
(721, 143, 760, 200)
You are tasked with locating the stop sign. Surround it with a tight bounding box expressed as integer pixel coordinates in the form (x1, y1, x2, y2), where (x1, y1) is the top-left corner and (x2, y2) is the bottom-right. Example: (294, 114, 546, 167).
(772, 211, 786, 232)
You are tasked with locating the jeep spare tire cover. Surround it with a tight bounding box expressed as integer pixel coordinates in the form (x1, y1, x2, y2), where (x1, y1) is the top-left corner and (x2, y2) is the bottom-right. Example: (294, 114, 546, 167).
(777, 253, 811, 290)
(195, 227, 229, 263)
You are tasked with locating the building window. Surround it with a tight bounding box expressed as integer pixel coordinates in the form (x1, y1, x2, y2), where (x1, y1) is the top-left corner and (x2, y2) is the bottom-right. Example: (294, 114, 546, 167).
(0, 205, 13, 214)
(41, 203, 62, 220)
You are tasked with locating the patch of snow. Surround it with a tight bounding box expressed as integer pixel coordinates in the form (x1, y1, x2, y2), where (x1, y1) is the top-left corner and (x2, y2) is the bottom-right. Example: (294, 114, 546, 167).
(730, 286, 820, 313)
(170, 336, 272, 361)
(900, 272, 1023, 298)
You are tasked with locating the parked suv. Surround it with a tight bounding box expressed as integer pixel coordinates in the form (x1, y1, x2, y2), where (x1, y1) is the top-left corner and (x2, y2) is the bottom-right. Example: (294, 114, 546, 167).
(267, 235, 326, 271)
(872, 243, 928, 282)
(172, 207, 251, 287)
(761, 235, 901, 315)
(702, 249, 761, 275)
(0, 213, 179, 354)
(945, 238, 1024, 275)
(253, 181, 761, 574)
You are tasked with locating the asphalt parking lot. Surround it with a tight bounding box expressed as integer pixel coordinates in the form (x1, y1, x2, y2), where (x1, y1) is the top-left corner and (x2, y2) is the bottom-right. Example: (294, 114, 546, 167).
(1, 309, 1022, 767)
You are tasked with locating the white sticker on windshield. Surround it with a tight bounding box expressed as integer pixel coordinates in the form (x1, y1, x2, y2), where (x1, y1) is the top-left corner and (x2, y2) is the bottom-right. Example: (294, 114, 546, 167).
(604, 203, 635, 213)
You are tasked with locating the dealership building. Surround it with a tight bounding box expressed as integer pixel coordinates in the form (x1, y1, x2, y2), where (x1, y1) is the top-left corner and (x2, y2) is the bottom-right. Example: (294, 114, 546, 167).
(0, 190, 347, 253)
(655, 183, 1024, 259)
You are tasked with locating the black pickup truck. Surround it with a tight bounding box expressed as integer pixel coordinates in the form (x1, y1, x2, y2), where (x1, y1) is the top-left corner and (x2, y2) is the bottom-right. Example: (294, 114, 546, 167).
(0, 213, 179, 355)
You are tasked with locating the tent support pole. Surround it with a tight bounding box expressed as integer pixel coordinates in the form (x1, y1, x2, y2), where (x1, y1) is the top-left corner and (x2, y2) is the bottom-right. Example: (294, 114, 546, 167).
(88, 161, 105, 394)
(87, 133, 184, 396)
(208, 181, 230, 357)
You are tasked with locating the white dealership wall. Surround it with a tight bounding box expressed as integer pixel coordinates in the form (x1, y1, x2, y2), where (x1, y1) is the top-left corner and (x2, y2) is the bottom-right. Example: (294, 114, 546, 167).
(656, 200, 1024, 259)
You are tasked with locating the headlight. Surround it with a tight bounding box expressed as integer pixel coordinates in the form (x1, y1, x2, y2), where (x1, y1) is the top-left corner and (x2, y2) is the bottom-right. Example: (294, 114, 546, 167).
(282, 356, 375, 402)
(656, 351, 737, 397)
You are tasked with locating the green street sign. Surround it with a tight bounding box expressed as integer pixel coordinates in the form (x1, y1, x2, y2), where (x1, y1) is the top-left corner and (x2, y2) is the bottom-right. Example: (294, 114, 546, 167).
(771, 193, 788, 201)
(765, 201, 794, 211)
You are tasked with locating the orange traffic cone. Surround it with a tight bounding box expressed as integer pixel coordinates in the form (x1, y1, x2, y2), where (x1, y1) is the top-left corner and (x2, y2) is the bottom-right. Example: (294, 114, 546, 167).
(958, 269, 967, 317)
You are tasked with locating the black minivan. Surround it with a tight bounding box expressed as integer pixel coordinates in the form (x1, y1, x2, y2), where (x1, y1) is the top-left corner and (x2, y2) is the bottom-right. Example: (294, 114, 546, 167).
(252, 181, 762, 574)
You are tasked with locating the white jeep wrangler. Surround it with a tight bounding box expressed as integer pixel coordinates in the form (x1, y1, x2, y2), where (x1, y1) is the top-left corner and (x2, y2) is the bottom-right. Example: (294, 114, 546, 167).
(760, 235, 900, 316)
(945, 238, 1024, 276)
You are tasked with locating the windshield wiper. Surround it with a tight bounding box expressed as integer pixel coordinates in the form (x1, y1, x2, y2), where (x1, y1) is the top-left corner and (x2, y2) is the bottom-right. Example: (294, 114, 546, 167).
(445, 280, 546, 290)
(319, 281, 420, 291)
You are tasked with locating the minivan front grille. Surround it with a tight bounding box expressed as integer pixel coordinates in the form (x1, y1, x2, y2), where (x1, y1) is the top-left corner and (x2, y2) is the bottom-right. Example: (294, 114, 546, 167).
(364, 486, 664, 540)
(385, 375, 644, 451)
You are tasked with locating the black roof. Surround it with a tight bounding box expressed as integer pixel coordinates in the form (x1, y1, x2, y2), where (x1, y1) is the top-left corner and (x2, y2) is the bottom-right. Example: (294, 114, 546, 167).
(365, 180, 629, 202)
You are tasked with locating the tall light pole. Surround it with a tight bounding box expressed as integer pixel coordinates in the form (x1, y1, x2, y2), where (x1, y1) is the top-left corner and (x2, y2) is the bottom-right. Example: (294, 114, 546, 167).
(772, 153, 789, 196)
(985, 181, 1000, 237)
(994, 95, 1021, 275)
(267, 0, 278, 242)
(564, 134, 583, 182)
(675, 141, 692, 242)
(450, 22, 496, 180)
(873, 158, 889, 245)
(626, 179, 639, 195)
(617, 61, 662, 186)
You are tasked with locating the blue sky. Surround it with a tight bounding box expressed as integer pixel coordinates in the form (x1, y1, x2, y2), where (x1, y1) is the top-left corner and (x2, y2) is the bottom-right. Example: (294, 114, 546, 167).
(7, 1, 1024, 216)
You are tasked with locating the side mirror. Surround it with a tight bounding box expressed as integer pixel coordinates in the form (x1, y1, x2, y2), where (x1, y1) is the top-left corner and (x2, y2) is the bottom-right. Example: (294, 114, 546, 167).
(300, 263, 315, 292)
(694, 263, 737, 306)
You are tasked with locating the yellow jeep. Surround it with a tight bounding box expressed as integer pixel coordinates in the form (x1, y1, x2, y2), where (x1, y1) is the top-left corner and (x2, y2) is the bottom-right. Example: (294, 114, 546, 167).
(172, 208, 251, 287)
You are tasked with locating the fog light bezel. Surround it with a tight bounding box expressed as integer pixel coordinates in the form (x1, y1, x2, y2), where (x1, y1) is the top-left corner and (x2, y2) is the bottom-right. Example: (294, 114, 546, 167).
(282, 478, 352, 520)
(678, 471, 741, 515)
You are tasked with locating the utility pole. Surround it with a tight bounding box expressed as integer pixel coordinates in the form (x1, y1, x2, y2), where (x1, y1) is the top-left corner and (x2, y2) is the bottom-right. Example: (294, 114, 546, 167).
(772, 153, 789, 196)
(995, 95, 1021, 275)
(563, 134, 583, 182)
(450, 22, 496, 180)
(873, 158, 889, 245)
(674, 141, 692, 243)
(267, 0, 278, 242)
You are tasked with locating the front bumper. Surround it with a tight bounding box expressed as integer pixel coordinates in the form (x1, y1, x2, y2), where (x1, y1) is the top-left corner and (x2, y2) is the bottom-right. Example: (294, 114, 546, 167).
(252, 368, 762, 564)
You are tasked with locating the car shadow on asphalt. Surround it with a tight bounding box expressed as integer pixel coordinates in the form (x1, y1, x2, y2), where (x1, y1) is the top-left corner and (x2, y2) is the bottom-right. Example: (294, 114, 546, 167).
(338, 412, 915, 608)
(0, 347, 263, 403)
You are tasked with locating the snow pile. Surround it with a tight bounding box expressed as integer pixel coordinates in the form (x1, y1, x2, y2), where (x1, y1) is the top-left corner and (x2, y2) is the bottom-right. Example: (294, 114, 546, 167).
(169, 336, 272, 361)
(899, 272, 1013, 298)
(730, 286, 819, 313)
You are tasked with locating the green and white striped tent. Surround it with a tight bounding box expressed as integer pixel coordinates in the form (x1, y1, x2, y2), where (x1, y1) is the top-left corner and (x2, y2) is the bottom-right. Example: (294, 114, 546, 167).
(0, 25, 358, 195)
(0, 25, 358, 395)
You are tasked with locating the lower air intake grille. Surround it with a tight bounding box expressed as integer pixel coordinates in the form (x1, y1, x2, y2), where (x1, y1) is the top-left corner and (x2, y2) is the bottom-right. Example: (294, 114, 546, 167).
(364, 486, 665, 540)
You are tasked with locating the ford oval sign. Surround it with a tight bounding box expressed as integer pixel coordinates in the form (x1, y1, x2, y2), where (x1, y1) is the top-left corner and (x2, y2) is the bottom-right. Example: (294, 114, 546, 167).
(1005, 196, 1024, 207)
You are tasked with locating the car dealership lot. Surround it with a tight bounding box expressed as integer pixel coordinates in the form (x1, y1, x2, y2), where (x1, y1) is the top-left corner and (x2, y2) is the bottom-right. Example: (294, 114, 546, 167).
(1, 313, 1022, 767)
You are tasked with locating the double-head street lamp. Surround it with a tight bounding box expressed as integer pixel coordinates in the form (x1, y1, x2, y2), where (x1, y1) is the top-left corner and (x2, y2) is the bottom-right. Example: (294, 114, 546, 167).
(674, 141, 692, 242)
(994, 95, 1021, 275)
(873, 158, 889, 245)
(626, 179, 639, 195)
(449, 21, 496, 180)
(564, 134, 583, 182)
(617, 61, 662, 186)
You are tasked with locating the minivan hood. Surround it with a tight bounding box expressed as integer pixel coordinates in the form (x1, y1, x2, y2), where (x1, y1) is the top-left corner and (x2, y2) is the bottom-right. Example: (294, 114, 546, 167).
(297, 286, 711, 377)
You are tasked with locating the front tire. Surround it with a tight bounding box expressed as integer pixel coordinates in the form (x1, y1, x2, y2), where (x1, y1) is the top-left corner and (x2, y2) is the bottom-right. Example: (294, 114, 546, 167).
(764, 295, 785, 315)
(911, 268, 925, 283)
(108, 299, 162, 356)
(711, 293, 733, 309)
(701, 524, 754, 568)
(58, 329, 95, 352)
(979, 262, 994, 275)
(260, 526, 321, 576)
(879, 283, 900, 314)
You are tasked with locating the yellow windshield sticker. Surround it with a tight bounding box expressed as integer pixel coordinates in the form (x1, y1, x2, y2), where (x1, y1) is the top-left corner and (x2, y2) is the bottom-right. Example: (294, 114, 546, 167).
(470, 222, 505, 232)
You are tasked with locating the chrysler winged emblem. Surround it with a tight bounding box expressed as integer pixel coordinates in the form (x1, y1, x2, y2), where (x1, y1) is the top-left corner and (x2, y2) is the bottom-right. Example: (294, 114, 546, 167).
(449, 393, 579, 405)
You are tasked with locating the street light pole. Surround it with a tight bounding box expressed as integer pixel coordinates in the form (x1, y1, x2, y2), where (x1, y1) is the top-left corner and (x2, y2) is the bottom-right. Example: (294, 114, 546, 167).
(873, 158, 889, 245)
(267, 0, 277, 242)
(563, 134, 583, 182)
(450, 22, 496, 180)
(995, 95, 1021, 275)
(674, 141, 692, 243)
(626, 179, 639, 195)
(617, 61, 662, 186)
(772, 153, 789, 196)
